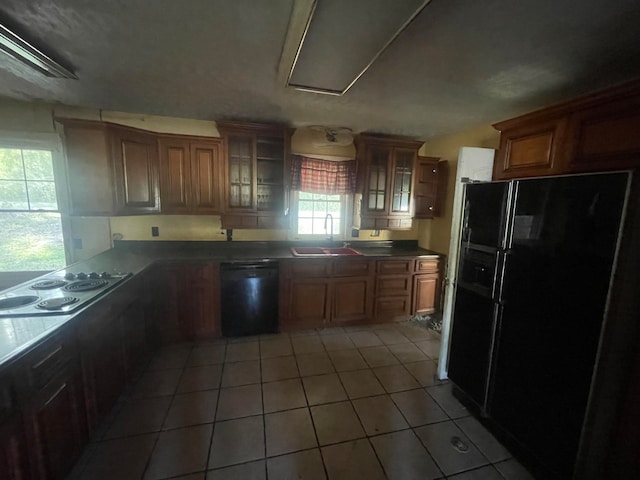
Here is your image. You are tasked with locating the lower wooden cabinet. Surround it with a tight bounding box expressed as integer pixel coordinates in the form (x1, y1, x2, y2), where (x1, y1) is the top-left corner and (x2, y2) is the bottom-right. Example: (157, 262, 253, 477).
(332, 276, 373, 324)
(412, 273, 439, 315)
(374, 259, 414, 322)
(288, 277, 331, 330)
(0, 375, 30, 480)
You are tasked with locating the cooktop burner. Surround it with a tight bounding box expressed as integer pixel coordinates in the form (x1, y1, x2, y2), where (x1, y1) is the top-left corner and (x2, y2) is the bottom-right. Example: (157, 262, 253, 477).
(64, 279, 109, 292)
(31, 279, 67, 290)
(36, 297, 79, 310)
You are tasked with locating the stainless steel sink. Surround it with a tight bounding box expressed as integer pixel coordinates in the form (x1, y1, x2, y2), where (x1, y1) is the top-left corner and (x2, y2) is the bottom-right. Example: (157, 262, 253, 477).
(291, 246, 363, 257)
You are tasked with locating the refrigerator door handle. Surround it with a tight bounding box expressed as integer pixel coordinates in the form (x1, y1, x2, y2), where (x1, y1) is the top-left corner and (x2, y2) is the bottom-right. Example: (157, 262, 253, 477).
(491, 249, 501, 302)
(496, 250, 511, 305)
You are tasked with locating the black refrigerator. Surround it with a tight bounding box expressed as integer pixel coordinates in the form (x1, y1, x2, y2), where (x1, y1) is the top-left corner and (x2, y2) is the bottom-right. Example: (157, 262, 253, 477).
(447, 171, 630, 479)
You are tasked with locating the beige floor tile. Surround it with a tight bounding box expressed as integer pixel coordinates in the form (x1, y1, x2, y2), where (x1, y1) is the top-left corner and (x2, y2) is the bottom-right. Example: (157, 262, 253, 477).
(348, 331, 383, 348)
(188, 344, 226, 366)
(352, 394, 408, 435)
(178, 365, 223, 393)
(296, 352, 335, 376)
(216, 384, 263, 420)
(221, 360, 261, 387)
(493, 458, 536, 480)
(426, 383, 470, 419)
(388, 342, 429, 363)
(228, 335, 261, 344)
(105, 396, 172, 439)
(338, 369, 385, 399)
(131, 368, 183, 398)
(448, 465, 503, 480)
(164, 390, 218, 429)
(455, 416, 512, 463)
(359, 346, 400, 367)
(396, 324, 433, 341)
(302, 373, 347, 405)
(208, 416, 265, 469)
(292, 335, 326, 354)
(414, 339, 441, 359)
(414, 421, 488, 476)
(265, 407, 317, 456)
(321, 439, 386, 480)
(145, 424, 213, 479)
(289, 329, 320, 337)
(260, 337, 293, 358)
(225, 341, 260, 362)
(327, 349, 368, 372)
(370, 429, 443, 480)
(267, 449, 326, 480)
(391, 389, 448, 427)
(165, 473, 206, 480)
(373, 364, 421, 393)
(261, 355, 299, 382)
(404, 360, 439, 387)
(310, 401, 366, 446)
(147, 347, 192, 370)
(318, 327, 346, 336)
(79, 433, 157, 480)
(320, 334, 355, 351)
(207, 460, 266, 480)
(374, 328, 411, 345)
(263, 378, 307, 413)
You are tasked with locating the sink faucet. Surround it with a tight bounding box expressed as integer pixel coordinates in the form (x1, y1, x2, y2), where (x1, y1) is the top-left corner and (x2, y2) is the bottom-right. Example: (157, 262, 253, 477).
(324, 213, 334, 242)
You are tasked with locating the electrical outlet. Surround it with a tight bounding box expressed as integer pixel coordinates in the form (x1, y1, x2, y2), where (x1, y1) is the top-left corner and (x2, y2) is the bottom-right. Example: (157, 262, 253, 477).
(151, 226, 159, 237)
(372, 229, 381, 237)
(73, 238, 83, 249)
(351, 228, 360, 237)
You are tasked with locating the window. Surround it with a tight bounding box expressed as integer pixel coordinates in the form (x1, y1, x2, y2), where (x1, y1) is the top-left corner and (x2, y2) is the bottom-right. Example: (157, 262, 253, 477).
(0, 147, 66, 271)
(295, 191, 349, 239)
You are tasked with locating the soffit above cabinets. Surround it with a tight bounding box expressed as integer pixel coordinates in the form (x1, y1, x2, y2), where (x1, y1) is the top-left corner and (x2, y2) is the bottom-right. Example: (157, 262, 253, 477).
(286, 0, 431, 95)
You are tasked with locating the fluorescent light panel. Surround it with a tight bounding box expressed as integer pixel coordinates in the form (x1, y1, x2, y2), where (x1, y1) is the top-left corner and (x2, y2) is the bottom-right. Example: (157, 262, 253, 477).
(0, 23, 77, 79)
(287, 0, 431, 95)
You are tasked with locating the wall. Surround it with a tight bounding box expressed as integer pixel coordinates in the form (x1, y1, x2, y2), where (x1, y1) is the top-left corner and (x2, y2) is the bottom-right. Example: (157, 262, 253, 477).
(417, 123, 500, 254)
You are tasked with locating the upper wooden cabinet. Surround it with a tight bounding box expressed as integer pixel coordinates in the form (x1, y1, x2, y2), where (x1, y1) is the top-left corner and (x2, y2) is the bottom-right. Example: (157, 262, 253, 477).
(218, 121, 288, 229)
(111, 127, 160, 214)
(60, 119, 115, 215)
(158, 137, 222, 214)
(493, 79, 640, 180)
(414, 156, 447, 219)
(356, 134, 423, 230)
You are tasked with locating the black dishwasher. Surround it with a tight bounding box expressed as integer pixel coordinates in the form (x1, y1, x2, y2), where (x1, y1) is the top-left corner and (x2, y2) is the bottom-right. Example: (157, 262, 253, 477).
(220, 262, 279, 337)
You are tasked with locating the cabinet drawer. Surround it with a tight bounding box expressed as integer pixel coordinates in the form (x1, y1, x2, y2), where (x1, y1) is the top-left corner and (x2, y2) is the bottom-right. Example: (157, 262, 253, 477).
(24, 334, 75, 392)
(333, 259, 372, 276)
(290, 260, 331, 277)
(377, 259, 413, 275)
(374, 296, 411, 319)
(415, 258, 439, 273)
(376, 275, 412, 296)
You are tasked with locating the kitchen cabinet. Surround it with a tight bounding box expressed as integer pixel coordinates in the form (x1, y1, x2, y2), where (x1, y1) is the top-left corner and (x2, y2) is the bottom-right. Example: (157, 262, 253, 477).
(374, 259, 413, 321)
(60, 119, 115, 216)
(281, 258, 374, 330)
(412, 258, 441, 315)
(18, 331, 86, 480)
(493, 78, 640, 180)
(414, 156, 447, 219)
(0, 375, 30, 480)
(111, 127, 160, 214)
(218, 121, 288, 229)
(356, 134, 423, 230)
(158, 137, 223, 214)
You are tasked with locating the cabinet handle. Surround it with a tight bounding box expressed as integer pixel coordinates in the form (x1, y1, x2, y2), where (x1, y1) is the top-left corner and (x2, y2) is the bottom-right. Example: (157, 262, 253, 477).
(432, 169, 437, 173)
(428, 205, 434, 211)
(44, 382, 67, 407)
(31, 345, 63, 371)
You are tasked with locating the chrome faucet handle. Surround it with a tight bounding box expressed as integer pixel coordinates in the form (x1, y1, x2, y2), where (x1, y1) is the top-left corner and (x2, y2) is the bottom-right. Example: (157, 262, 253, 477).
(342, 241, 351, 248)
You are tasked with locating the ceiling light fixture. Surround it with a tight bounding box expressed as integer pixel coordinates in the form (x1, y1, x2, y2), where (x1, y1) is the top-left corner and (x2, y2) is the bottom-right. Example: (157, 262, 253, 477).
(0, 23, 77, 79)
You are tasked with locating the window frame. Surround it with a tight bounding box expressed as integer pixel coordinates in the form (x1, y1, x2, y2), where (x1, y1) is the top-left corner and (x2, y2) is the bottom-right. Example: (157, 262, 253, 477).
(0, 131, 71, 271)
(289, 190, 353, 242)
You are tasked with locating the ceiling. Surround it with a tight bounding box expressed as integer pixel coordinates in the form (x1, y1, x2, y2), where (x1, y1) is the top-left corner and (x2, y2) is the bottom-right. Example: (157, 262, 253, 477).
(1, 0, 640, 139)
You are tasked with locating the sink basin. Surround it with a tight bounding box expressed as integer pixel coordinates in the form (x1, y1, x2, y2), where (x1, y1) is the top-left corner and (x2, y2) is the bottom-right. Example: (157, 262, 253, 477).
(291, 247, 363, 257)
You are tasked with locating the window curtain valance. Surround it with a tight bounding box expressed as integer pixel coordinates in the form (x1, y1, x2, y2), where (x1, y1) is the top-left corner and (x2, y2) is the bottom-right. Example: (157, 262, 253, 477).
(290, 155, 356, 194)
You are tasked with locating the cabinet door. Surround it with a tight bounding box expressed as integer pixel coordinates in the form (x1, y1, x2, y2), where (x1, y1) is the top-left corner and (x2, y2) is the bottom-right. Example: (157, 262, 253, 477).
(226, 134, 255, 211)
(159, 138, 191, 213)
(390, 148, 415, 216)
(364, 145, 391, 215)
(178, 263, 221, 340)
(191, 141, 222, 213)
(493, 117, 568, 180)
(112, 128, 160, 214)
(412, 274, 439, 315)
(332, 276, 373, 324)
(62, 121, 115, 215)
(289, 278, 330, 329)
(414, 156, 439, 219)
(121, 300, 148, 381)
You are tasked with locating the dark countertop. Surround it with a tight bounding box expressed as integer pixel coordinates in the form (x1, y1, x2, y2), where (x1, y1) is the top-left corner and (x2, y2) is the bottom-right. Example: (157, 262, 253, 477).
(0, 240, 442, 370)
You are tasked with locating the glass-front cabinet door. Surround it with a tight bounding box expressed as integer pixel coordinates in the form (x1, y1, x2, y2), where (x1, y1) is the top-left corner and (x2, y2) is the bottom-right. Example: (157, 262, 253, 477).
(256, 137, 284, 213)
(227, 135, 253, 209)
(366, 146, 390, 213)
(391, 148, 415, 215)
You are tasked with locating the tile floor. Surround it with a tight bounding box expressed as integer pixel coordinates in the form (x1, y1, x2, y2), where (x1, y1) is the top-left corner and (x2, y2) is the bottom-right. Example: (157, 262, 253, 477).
(69, 323, 535, 480)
